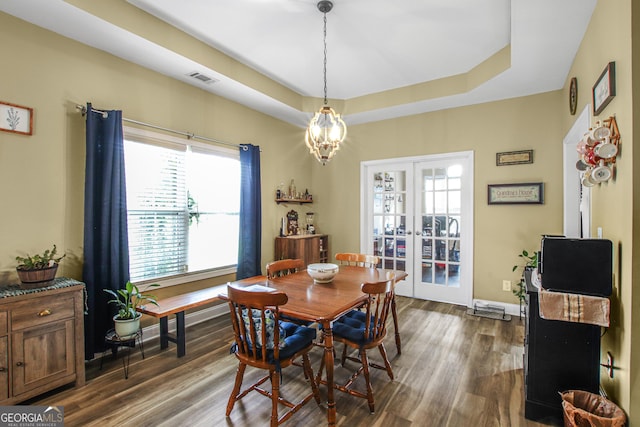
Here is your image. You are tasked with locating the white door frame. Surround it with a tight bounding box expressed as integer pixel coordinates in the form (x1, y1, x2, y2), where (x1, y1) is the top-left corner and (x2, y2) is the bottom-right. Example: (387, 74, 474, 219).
(563, 105, 591, 238)
(360, 151, 474, 307)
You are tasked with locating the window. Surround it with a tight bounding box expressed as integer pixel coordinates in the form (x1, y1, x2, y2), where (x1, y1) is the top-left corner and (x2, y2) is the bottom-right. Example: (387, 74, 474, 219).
(123, 128, 240, 283)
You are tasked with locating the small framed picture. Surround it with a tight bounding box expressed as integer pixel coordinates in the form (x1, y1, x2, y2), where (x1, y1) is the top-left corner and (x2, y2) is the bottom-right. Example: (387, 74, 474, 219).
(496, 150, 533, 166)
(488, 183, 544, 205)
(592, 62, 616, 116)
(0, 101, 33, 135)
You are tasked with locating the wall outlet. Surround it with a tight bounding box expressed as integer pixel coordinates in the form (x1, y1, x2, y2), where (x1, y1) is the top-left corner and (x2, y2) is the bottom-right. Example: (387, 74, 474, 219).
(502, 280, 512, 292)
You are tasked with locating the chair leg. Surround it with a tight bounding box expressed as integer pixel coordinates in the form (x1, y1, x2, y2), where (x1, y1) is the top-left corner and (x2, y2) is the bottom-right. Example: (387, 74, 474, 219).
(377, 343, 394, 381)
(270, 369, 280, 427)
(226, 362, 247, 416)
(341, 343, 348, 366)
(392, 296, 401, 355)
(302, 353, 322, 404)
(360, 350, 375, 414)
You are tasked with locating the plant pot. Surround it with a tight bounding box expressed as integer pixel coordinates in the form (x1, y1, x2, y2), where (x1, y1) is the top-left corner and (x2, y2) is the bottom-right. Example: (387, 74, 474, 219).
(16, 264, 58, 287)
(113, 314, 141, 339)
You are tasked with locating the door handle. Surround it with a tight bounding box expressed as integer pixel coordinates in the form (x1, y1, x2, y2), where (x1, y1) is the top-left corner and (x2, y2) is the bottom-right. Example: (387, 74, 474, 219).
(416, 231, 421, 235)
(404, 230, 412, 235)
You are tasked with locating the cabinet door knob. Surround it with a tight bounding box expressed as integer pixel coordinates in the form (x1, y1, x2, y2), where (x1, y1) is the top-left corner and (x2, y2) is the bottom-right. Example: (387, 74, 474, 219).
(0, 367, 5, 372)
(38, 309, 52, 317)
(16, 362, 23, 367)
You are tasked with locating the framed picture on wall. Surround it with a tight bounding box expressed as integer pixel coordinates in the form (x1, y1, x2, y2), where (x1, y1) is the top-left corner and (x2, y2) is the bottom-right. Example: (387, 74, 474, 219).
(0, 101, 33, 135)
(488, 183, 544, 205)
(592, 62, 615, 116)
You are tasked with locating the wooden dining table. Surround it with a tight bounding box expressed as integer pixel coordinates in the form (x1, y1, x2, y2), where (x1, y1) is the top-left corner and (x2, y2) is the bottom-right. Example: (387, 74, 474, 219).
(221, 265, 407, 426)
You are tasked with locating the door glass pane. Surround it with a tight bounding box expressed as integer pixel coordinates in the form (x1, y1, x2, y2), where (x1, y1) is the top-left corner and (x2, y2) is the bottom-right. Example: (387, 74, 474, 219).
(448, 191, 461, 214)
(373, 193, 384, 214)
(434, 168, 447, 190)
(422, 261, 433, 283)
(373, 236, 383, 258)
(434, 192, 446, 214)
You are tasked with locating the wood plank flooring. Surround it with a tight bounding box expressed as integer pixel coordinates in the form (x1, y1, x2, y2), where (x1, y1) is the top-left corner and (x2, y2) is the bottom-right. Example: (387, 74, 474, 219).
(28, 297, 554, 426)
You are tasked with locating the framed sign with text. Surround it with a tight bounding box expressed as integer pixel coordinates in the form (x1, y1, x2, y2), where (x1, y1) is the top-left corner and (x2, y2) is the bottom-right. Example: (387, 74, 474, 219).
(488, 183, 544, 205)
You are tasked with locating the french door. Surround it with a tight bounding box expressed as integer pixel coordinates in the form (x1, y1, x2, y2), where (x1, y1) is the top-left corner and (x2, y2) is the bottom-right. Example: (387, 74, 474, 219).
(361, 152, 473, 306)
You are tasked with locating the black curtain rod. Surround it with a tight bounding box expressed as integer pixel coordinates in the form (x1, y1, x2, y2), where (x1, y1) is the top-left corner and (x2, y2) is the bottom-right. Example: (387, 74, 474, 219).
(76, 104, 249, 151)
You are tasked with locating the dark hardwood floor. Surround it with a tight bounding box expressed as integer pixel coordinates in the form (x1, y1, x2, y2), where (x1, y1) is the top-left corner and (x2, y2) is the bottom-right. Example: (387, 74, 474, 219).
(29, 297, 553, 426)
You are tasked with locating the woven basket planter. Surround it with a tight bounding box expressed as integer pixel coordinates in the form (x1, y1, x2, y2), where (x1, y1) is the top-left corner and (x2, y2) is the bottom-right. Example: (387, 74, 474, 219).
(16, 264, 58, 286)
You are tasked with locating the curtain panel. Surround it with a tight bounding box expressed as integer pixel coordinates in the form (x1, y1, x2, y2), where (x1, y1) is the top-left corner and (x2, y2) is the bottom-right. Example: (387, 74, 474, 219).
(236, 144, 262, 279)
(82, 103, 130, 360)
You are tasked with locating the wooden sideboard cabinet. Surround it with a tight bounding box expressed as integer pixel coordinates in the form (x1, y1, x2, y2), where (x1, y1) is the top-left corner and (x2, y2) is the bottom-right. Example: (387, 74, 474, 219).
(0, 279, 85, 404)
(274, 235, 328, 266)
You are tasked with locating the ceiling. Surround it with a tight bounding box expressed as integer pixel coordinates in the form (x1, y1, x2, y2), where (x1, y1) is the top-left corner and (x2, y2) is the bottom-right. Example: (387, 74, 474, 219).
(0, 0, 596, 127)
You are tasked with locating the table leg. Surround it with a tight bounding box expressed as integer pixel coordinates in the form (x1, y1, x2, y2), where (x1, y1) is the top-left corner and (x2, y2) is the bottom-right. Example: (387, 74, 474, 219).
(159, 317, 169, 350)
(322, 321, 336, 426)
(176, 311, 186, 357)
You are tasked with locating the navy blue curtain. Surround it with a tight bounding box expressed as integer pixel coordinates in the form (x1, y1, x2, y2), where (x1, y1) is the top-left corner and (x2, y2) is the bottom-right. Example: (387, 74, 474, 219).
(236, 144, 262, 279)
(82, 103, 130, 360)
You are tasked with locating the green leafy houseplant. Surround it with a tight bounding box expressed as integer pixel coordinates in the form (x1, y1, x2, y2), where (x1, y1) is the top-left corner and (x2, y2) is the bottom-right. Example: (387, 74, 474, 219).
(15, 244, 66, 284)
(104, 281, 160, 320)
(512, 249, 538, 304)
(16, 244, 65, 270)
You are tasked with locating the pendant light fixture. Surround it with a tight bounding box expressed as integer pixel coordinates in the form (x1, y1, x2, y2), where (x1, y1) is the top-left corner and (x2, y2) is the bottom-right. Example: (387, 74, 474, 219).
(305, 0, 347, 165)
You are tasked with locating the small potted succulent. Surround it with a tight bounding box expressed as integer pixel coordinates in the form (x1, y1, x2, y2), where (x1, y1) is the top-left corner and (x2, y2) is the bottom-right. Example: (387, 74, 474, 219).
(15, 244, 66, 286)
(104, 281, 159, 338)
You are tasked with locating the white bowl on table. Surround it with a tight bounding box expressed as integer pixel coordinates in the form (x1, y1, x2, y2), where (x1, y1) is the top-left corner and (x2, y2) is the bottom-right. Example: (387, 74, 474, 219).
(307, 263, 339, 283)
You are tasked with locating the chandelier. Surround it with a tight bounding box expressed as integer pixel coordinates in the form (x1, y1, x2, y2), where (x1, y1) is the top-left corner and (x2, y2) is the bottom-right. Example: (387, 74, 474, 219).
(305, 0, 347, 165)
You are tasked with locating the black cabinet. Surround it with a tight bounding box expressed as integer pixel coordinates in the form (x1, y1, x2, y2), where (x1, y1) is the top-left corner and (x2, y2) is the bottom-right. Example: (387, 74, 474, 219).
(524, 272, 601, 423)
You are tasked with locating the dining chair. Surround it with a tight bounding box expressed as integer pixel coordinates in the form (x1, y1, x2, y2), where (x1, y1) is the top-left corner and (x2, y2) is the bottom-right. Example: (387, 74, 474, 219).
(266, 259, 312, 327)
(266, 258, 305, 279)
(335, 252, 380, 268)
(225, 285, 321, 426)
(315, 275, 396, 414)
(335, 253, 403, 355)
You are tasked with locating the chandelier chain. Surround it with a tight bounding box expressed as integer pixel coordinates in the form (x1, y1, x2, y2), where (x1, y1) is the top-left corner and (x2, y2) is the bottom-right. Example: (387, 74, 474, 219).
(323, 11, 328, 105)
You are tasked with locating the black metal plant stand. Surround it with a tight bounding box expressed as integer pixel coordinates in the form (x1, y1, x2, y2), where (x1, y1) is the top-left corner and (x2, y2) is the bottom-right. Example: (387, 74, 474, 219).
(100, 328, 144, 379)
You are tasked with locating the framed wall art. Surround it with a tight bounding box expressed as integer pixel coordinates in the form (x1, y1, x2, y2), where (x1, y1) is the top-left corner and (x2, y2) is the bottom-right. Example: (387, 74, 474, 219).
(0, 101, 33, 135)
(488, 182, 544, 205)
(592, 62, 615, 116)
(496, 150, 533, 166)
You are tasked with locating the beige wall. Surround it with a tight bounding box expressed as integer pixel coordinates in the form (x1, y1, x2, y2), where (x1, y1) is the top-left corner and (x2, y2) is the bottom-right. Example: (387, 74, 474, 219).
(0, 12, 312, 286)
(314, 93, 564, 305)
(554, 0, 637, 421)
(2, 0, 638, 420)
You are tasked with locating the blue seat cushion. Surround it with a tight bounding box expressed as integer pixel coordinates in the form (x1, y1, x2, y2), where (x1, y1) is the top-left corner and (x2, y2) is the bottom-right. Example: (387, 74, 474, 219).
(332, 310, 374, 345)
(233, 321, 316, 364)
(276, 322, 317, 360)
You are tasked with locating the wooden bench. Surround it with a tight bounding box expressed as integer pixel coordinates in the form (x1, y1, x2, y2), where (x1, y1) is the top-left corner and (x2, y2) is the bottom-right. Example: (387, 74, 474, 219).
(136, 284, 227, 357)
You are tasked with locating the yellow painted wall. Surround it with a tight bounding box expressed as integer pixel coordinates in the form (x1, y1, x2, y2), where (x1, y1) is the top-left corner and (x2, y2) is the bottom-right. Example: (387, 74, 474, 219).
(314, 92, 565, 305)
(0, 12, 312, 287)
(556, 0, 636, 421)
(2, 1, 638, 420)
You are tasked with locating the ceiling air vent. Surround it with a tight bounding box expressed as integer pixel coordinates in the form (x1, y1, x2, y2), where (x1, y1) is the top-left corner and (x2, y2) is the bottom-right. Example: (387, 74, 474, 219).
(187, 71, 218, 85)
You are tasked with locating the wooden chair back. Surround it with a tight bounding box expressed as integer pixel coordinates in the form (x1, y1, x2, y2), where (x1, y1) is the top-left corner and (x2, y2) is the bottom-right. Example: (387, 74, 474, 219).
(266, 258, 305, 279)
(226, 285, 288, 365)
(335, 253, 380, 268)
(361, 275, 395, 344)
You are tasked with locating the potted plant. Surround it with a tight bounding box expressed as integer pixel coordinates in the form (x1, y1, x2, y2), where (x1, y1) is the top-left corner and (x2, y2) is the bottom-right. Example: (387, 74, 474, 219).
(512, 249, 538, 317)
(15, 244, 66, 286)
(104, 281, 160, 338)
